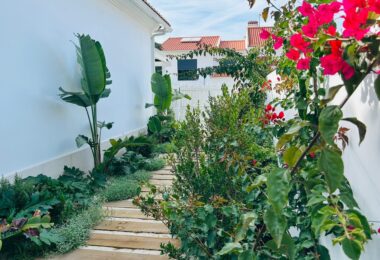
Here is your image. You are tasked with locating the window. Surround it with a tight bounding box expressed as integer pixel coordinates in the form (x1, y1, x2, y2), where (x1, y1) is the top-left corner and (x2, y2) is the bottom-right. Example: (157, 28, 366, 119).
(155, 66, 163, 75)
(178, 59, 198, 81)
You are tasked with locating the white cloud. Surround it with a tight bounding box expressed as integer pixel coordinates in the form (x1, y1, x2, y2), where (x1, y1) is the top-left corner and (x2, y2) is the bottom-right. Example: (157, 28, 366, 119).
(148, 0, 274, 42)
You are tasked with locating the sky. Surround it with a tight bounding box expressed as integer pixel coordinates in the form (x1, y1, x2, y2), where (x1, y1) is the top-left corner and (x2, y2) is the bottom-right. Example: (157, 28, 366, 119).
(148, 0, 275, 43)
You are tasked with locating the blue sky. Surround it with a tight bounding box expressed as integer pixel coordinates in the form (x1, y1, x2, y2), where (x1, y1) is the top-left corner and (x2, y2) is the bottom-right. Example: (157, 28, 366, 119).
(148, 0, 275, 42)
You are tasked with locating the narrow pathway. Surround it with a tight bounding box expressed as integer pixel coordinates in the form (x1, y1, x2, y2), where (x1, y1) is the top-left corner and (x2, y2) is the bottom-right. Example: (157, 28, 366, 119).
(55, 166, 178, 260)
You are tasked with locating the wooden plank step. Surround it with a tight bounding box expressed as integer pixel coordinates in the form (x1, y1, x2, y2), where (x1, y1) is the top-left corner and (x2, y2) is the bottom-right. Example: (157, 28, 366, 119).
(105, 208, 153, 220)
(95, 220, 169, 234)
(149, 179, 172, 186)
(152, 170, 173, 175)
(104, 200, 136, 208)
(151, 175, 175, 180)
(87, 233, 179, 250)
(52, 249, 168, 260)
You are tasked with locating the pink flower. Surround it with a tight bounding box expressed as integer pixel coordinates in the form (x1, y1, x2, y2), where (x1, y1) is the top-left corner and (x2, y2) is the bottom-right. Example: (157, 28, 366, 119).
(342, 8, 370, 40)
(286, 49, 301, 61)
(298, 1, 315, 17)
(278, 111, 285, 119)
(296, 58, 311, 70)
(342, 61, 355, 79)
(329, 40, 342, 56)
(273, 35, 284, 50)
(369, 0, 380, 13)
(302, 22, 319, 37)
(325, 25, 337, 36)
(260, 29, 271, 40)
(320, 54, 343, 75)
(290, 33, 310, 52)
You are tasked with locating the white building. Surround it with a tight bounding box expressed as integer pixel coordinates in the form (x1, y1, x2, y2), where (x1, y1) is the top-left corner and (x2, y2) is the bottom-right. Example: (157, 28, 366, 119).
(0, 0, 171, 179)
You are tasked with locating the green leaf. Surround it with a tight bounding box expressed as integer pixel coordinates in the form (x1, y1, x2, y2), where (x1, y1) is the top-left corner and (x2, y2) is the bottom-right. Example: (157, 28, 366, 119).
(342, 117, 367, 145)
(342, 238, 361, 260)
(267, 169, 290, 213)
(347, 209, 372, 239)
(283, 146, 302, 167)
(58, 87, 92, 107)
(319, 106, 343, 145)
(247, 175, 267, 192)
(235, 212, 257, 242)
(151, 73, 172, 111)
(340, 179, 359, 209)
(322, 84, 344, 104)
(238, 251, 256, 260)
(266, 233, 296, 260)
(318, 148, 344, 193)
(317, 245, 331, 260)
(0, 240, 2, 251)
(262, 7, 269, 22)
(311, 205, 336, 236)
(77, 34, 107, 97)
(264, 206, 287, 248)
(148, 116, 162, 133)
(76, 135, 91, 148)
(217, 242, 243, 256)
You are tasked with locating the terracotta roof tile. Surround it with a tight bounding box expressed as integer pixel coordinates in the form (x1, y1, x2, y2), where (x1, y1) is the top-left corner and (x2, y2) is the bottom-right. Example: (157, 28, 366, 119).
(161, 36, 220, 51)
(247, 27, 273, 47)
(220, 40, 246, 51)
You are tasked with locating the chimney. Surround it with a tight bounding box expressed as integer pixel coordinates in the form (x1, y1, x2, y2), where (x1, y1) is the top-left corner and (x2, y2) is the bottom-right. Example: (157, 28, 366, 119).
(248, 21, 259, 28)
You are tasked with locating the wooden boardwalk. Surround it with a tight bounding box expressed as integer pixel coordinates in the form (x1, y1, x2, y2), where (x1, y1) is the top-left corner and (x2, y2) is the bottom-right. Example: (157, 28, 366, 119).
(54, 167, 178, 260)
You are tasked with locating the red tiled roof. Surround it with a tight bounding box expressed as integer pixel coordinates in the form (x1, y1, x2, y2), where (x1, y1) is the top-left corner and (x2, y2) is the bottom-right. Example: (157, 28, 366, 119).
(220, 40, 246, 51)
(161, 36, 220, 51)
(248, 27, 273, 47)
(142, 0, 171, 26)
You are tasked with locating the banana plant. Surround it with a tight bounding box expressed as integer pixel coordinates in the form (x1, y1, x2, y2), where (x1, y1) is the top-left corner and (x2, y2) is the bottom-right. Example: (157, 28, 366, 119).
(59, 34, 112, 168)
(146, 73, 190, 142)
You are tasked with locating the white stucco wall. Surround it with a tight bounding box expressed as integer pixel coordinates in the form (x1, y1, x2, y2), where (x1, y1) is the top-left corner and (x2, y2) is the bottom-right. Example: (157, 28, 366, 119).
(267, 71, 380, 259)
(0, 0, 159, 178)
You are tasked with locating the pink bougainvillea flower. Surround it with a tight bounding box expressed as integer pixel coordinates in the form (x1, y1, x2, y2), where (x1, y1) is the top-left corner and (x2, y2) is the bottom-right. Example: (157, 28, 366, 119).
(320, 54, 343, 75)
(260, 29, 271, 40)
(278, 111, 285, 119)
(329, 40, 343, 55)
(266, 104, 272, 111)
(325, 25, 337, 36)
(290, 33, 310, 52)
(369, 0, 380, 13)
(302, 22, 319, 37)
(296, 58, 311, 70)
(286, 49, 301, 61)
(343, 8, 370, 40)
(342, 61, 355, 79)
(298, 1, 315, 17)
(273, 35, 284, 50)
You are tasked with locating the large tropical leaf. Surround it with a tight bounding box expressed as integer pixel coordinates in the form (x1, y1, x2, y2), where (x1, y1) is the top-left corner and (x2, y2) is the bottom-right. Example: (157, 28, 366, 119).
(151, 73, 172, 111)
(77, 34, 107, 98)
(58, 87, 92, 107)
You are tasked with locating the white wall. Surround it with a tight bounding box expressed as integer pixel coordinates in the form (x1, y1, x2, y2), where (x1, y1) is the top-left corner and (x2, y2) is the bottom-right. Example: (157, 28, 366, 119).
(0, 0, 157, 178)
(267, 71, 380, 259)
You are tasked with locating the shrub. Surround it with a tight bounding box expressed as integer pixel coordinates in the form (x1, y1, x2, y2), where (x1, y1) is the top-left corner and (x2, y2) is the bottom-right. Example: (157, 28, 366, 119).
(143, 158, 166, 171)
(50, 198, 104, 254)
(152, 142, 177, 154)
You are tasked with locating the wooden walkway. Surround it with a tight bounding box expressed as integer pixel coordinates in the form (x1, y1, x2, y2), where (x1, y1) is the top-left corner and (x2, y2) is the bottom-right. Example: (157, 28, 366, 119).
(54, 167, 178, 260)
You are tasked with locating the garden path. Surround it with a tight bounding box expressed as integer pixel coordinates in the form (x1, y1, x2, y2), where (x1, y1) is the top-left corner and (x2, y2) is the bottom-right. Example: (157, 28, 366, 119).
(54, 166, 178, 260)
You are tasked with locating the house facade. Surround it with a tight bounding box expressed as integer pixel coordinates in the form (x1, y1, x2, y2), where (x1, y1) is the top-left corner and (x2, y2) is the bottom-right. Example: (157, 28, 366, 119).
(156, 21, 272, 89)
(0, 0, 171, 179)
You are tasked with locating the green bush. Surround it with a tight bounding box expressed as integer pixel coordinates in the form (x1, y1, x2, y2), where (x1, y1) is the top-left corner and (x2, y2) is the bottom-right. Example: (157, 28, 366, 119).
(143, 157, 166, 171)
(100, 171, 151, 202)
(152, 142, 177, 154)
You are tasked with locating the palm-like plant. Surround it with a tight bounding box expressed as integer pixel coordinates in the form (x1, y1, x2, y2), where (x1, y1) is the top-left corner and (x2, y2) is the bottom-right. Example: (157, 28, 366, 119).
(59, 34, 112, 168)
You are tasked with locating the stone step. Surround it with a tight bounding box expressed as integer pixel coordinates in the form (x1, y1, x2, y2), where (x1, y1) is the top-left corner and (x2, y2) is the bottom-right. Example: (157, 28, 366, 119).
(151, 175, 175, 180)
(104, 208, 153, 220)
(53, 248, 168, 260)
(104, 200, 136, 209)
(95, 220, 169, 234)
(87, 233, 179, 250)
